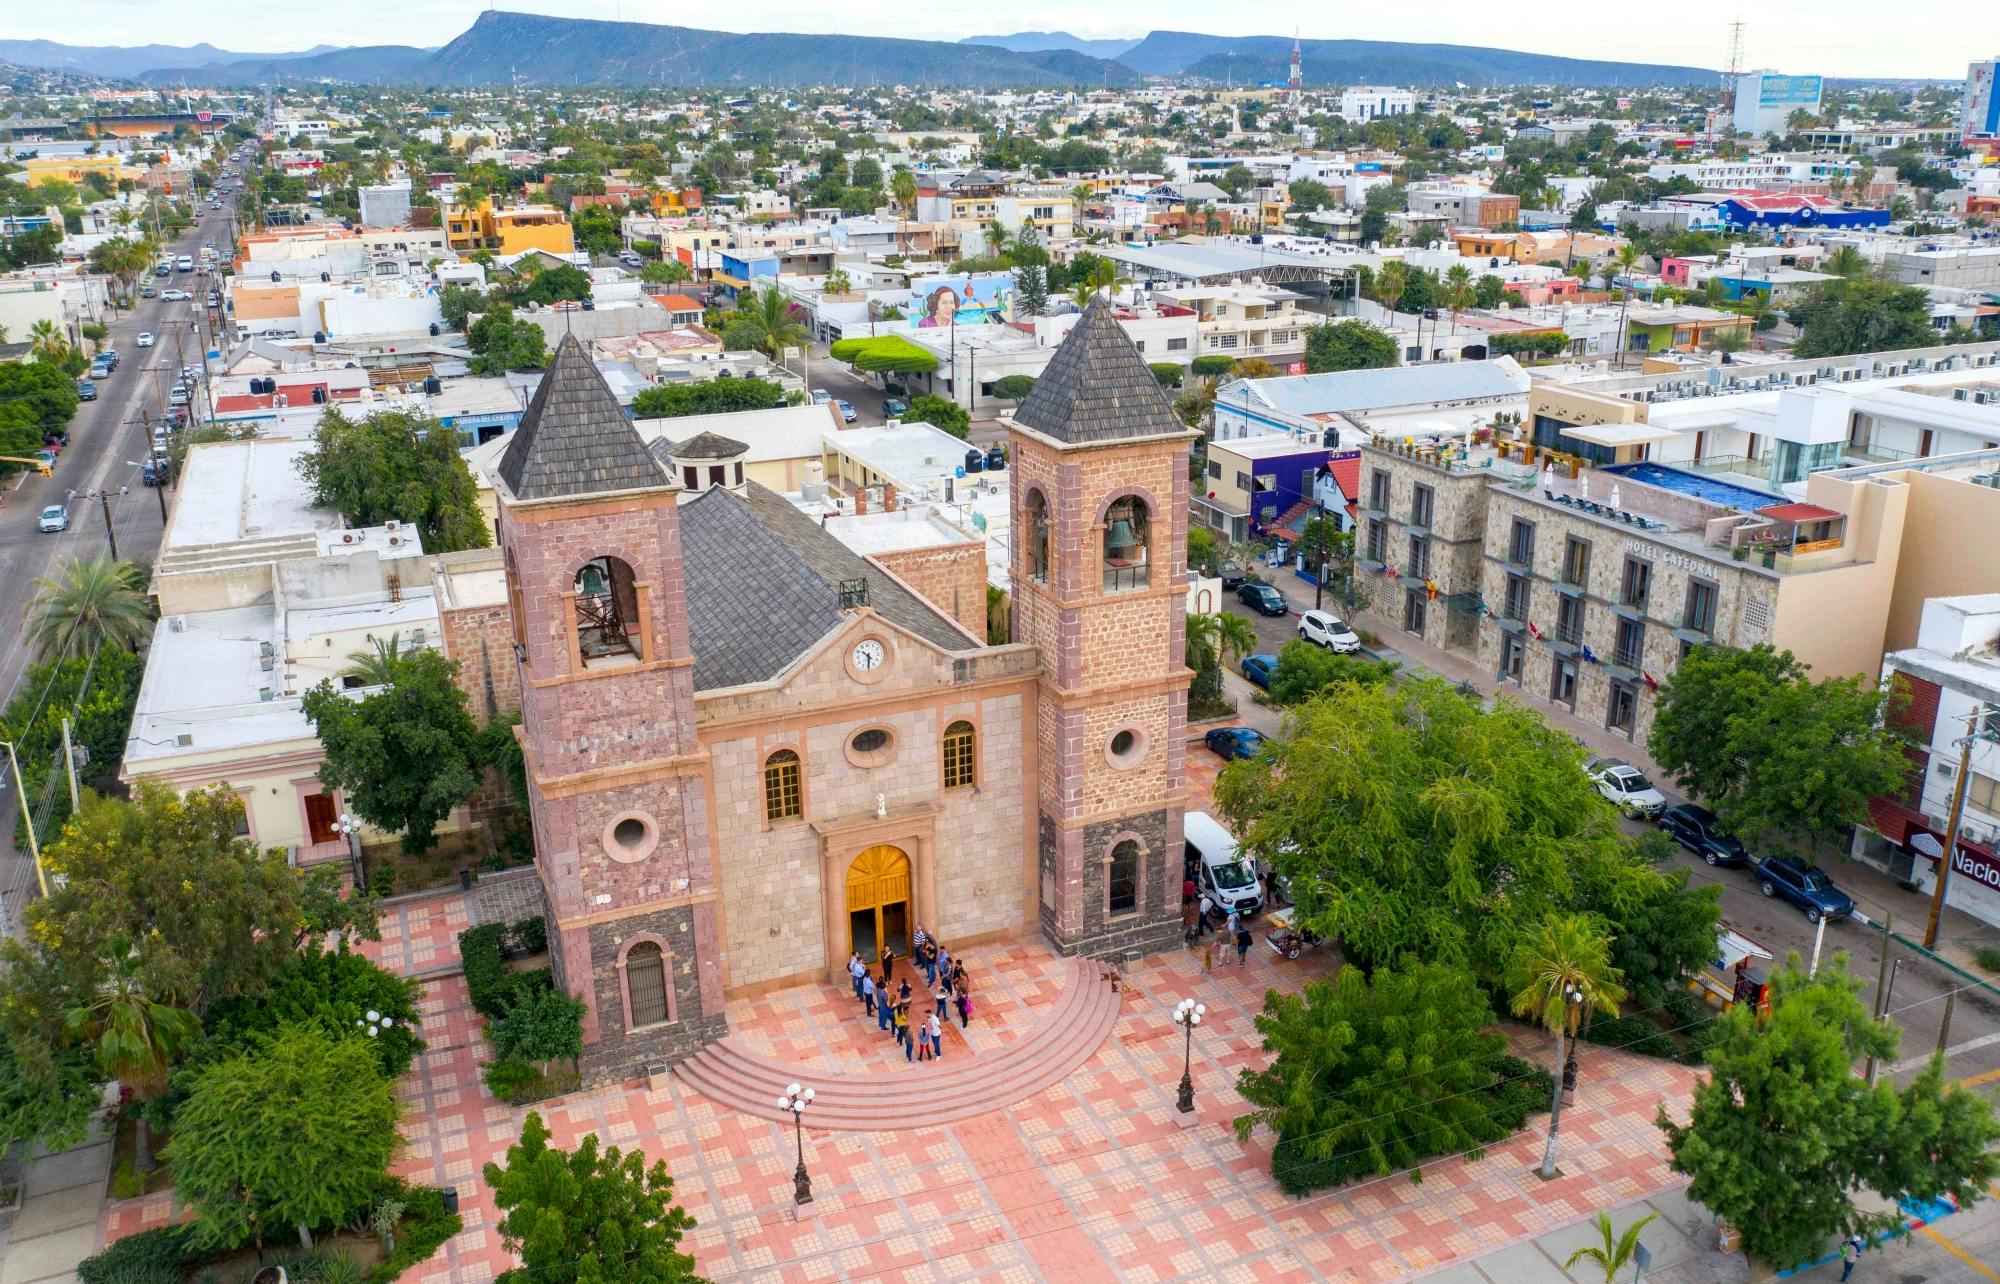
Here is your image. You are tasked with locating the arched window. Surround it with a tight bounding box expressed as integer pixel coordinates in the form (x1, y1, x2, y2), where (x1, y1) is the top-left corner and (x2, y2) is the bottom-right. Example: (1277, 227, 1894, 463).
(943, 720, 976, 789)
(574, 556, 641, 666)
(1108, 840, 1140, 917)
(764, 748, 802, 822)
(1102, 496, 1151, 592)
(624, 941, 670, 1028)
(1024, 490, 1050, 584)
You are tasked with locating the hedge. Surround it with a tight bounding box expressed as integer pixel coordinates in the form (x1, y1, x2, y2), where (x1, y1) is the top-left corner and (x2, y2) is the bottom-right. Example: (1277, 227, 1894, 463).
(459, 920, 553, 1020)
(78, 1226, 199, 1284)
(827, 334, 937, 374)
(367, 1179, 463, 1283)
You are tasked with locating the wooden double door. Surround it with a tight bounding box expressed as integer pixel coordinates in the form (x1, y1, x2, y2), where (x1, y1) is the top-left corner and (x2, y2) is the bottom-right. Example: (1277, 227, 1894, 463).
(846, 844, 911, 962)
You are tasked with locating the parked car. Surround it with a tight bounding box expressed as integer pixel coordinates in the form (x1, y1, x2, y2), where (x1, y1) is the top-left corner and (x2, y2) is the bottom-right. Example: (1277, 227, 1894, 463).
(37, 503, 68, 533)
(1203, 726, 1270, 762)
(89, 360, 113, 381)
(1236, 582, 1288, 616)
(168, 386, 189, 406)
(1585, 757, 1668, 818)
(1297, 610, 1361, 653)
(882, 396, 909, 418)
(1658, 803, 1749, 866)
(1240, 654, 1279, 689)
(809, 388, 831, 405)
(101, 349, 119, 369)
(154, 264, 170, 277)
(834, 398, 858, 424)
(1753, 855, 1854, 924)
(76, 380, 97, 401)
(136, 331, 155, 347)
(161, 289, 191, 301)
(140, 285, 157, 298)
(1219, 564, 1248, 591)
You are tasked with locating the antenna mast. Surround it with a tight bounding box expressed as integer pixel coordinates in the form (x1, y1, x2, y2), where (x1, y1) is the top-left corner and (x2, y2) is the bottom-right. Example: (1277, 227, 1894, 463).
(1714, 18, 1745, 151)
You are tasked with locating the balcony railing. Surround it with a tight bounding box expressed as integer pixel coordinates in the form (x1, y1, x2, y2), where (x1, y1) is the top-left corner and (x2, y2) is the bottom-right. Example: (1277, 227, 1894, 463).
(1103, 561, 1150, 592)
(1613, 645, 1644, 669)
(1556, 624, 1584, 646)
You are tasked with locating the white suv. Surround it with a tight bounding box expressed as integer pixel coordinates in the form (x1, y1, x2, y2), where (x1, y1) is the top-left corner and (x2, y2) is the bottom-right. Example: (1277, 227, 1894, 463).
(1585, 757, 1668, 818)
(1296, 610, 1362, 653)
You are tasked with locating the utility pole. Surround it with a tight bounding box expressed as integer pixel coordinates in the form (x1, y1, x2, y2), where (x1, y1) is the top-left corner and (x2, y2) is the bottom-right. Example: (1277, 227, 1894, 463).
(59, 718, 79, 811)
(1864, 911, 1893, 1084)
(95, 489, 120, 561)
(5, 741, 46, 898)
(1923, 703, 1996, 949)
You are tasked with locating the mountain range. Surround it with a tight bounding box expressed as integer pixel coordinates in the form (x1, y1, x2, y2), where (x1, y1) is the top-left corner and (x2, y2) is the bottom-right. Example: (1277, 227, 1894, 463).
(12, 16, 1717, 89)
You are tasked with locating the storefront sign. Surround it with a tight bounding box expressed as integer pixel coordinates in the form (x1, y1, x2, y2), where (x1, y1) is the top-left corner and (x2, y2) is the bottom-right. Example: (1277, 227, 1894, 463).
(1952, 845, 2000, 894)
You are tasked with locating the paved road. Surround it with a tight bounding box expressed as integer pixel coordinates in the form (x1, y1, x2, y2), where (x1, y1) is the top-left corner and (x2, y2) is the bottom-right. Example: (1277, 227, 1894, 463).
(1216, 584, 2000, 1100)
(0, 200, 235, 935)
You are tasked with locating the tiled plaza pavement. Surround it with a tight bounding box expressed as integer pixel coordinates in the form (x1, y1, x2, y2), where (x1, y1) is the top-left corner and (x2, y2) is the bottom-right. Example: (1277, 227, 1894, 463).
(104, 888, 1701, 1282)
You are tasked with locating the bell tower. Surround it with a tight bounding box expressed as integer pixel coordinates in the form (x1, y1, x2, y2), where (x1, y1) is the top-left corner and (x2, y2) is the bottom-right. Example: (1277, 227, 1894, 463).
(495, 335, 726, 1082)
(1008, 299, 1199, 959)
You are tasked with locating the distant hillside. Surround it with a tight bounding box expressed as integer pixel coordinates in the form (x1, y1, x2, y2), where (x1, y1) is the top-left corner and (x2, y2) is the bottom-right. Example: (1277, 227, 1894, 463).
(136, 45, 433, 87)
(963, 31, 1139, 60)
(0, 38, 341, 79)
(1118, 31, 1717, 87)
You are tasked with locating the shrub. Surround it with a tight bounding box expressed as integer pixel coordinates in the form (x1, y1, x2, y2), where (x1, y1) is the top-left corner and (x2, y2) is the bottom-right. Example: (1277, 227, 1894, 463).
(489, 985, 586, 1067)
(1149, 362, 1184, 387)
(1975, 945, 2000, 974)
(902, 394, 969, 438)
(1190, 355, 1233, 378)
(511, 915, 548, 956)
(1580, 1013, 1678, 1061)
(1488, 1054, 1555, 1129)
(365, 1179, 462, 1284)
(483, 1058, 542, 1101)
(458, 923, 511, 1017)
(78, 1227, 199, 1284)
(111, 1161, 144, 1199)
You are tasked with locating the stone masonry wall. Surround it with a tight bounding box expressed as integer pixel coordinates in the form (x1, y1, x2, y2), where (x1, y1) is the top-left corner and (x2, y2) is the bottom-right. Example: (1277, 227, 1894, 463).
(870, 541, 990, 642)
(439, 601, 522, 724)
(579, 901, 729, 1085)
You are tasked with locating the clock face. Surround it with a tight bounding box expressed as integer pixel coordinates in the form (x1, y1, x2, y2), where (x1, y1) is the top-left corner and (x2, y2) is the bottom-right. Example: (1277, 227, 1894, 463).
(852, 639, 886, 672)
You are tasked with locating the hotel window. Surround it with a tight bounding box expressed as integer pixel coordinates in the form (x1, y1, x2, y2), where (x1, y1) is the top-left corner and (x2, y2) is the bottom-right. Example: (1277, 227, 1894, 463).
(1556, 594, 1586, 647)
(1504, 573, 1531, 622)
(1368, 469, 1390, 511)
(943, 721, 976, 790)
(1410, 484, 1434, 529)
(1508, 518, 1535, 566)
(1406, 534, 1431, 579)
(1500, 635, 1526, 681)
(1614, 619, 1645, 670)
(1620, 557, 1652, 610)
(1365, 519, 1388, 564)
(1683, 579, 1718, 635)
(1561, 536, 1591, 587)
(763, 749, 802, 822)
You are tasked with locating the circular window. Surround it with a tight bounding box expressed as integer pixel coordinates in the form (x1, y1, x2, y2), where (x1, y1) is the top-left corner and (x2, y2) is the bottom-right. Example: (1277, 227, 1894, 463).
(844, 725, 898, 768)
(602, 812, 659, 864)
(1105, 726, 1149, 770)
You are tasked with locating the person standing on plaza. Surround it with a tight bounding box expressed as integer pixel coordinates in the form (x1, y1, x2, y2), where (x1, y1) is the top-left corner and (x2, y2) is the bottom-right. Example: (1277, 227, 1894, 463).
(877, 973, 894, 1032)
(860, 970, 876, 1018)
(1840, 1234, 1863, 1281)
(1234, 921, 1253, 966)
(881, 948, 895, 986)
(1196, 892, 1216, 937)
(848, 952, 865, 1003)
(934, 978, 950, 1020)
(926, 1011, 944, 1061)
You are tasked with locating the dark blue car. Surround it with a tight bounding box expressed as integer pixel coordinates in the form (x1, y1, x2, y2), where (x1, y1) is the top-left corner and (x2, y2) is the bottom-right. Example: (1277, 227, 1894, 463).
(1754, 855, 1854, 924)
(1204, 726, 1269, 761)
(1241, 654, 1278, 689)
(1237, 582, 1288, 616)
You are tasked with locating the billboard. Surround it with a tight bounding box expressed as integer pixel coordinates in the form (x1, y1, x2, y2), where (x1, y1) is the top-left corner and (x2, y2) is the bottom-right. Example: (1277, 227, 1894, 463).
(1756, 75, 1823, 107)
(905, 275, 1011, 330)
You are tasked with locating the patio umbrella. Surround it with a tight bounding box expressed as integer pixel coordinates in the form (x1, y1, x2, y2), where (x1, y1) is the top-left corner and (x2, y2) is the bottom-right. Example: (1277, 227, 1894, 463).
(1610, 483, 1621, 510)
(1578, 472, 1589, 503)
(1542, 462, 1554, 490)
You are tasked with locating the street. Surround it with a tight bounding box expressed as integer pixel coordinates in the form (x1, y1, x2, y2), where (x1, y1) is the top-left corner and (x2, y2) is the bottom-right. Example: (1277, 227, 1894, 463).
(0, 198, 235, 935)
(1213, 583, 2000, 1103)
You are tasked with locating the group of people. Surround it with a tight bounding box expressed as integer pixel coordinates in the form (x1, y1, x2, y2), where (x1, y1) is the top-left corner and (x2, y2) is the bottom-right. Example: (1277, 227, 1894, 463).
(1182, 878, 1256, 965)
(845, 925, 972, 1064)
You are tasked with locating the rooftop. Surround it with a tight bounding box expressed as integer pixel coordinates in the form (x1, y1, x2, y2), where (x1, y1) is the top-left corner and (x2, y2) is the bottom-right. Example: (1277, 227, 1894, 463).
(1013, 297, 1190, 448)
(1227, 358, 1531, 417)
(168, 438, 336, 550)
(496, 333, 668, 501)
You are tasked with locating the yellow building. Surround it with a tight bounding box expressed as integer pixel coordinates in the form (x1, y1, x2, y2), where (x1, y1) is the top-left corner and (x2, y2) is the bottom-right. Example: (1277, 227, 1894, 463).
(17, 153, 131, 187)
(443, 197, 576, 256)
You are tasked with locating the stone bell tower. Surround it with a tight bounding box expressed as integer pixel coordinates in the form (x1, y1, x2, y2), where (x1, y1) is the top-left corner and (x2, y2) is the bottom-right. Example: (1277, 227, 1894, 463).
(1007, 299, 1199, 959)
(494, 334, 726, 1082)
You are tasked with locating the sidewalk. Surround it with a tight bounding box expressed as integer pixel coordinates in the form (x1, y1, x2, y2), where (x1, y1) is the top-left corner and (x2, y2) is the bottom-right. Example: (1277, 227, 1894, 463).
(0, 1097, 116, 1284)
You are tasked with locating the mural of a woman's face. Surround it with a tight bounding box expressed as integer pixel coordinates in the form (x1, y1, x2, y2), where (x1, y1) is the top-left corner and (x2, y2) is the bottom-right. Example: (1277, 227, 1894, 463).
(931, 288, 959, 324)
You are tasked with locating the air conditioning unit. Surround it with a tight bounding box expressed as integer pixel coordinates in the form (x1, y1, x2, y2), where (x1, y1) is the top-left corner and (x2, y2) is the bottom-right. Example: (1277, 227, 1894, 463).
(1977, 391, 1994, 405)
(258, 687, 274, 702)
(259, 656, 273, 672)
(175, 733, 193, 747)
(410, 628, 426, 645)
(169, 616, 186, 633)
(1956, 388, 1972, 401)
(259, 641, 274, 657)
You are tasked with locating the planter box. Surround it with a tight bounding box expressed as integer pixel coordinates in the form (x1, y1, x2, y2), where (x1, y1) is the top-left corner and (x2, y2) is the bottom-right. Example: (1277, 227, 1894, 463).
(646, 1061, 672, 1091)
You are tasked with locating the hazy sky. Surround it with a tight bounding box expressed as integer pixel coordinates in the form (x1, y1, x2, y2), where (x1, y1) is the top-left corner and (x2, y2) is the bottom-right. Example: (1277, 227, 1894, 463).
(8, 0, 1984, 79)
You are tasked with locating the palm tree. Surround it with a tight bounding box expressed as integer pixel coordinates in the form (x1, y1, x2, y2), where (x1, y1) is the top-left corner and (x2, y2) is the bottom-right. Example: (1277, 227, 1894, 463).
(64, 941, 202, 1172)
(1612, 243, 1643, 366)
(731, 284, 808, 360)
(1443, 263, 1475, 334)
(1507, 913, 1627, 1181)
(1824, 245, 1871, 281)
(345, 632, 410, 687)
(27, 555, 154, 661)
(824, 267, 853, 296)
(1564, 1211, 1658, 1283)
(1214, 611, 1257, 667)
(1371, 261, 1407, 323)
(27, 318, 66, 363)
(983, 217, 1014, 262)
(891, 169, 918, 254)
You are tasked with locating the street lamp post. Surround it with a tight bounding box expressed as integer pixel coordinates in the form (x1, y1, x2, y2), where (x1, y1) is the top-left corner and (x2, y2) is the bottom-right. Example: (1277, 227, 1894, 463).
(1173, 998, 1205, 1127)
(334, 812, 363, 889)
(779, 1082, 816, 1218)
(1537, 983, 1584, 1181)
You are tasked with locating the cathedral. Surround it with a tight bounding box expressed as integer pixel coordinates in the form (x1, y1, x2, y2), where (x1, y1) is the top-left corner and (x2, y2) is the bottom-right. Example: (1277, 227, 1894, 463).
(489, 300, 1197, 1082)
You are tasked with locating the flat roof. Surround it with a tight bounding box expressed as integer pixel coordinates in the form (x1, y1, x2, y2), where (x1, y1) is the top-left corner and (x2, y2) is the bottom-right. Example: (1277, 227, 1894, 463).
(169, 438, 337, 549)
(1559, 422, 1681, 448)
(1102, 240, 1353, 282)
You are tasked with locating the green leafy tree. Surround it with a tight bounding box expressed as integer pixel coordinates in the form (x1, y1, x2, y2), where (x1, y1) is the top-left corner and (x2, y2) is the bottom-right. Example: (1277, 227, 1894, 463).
(630, 378, 787, 419)
(1599, 833, 1723, 1007)
(641, 258, 692, 285)
(1286, 179, 1332, 215)
(1265, 639, 1398, 706)
(1013, 263, 1049, 319)
(0, 359, 82, 435)
(484, 1111, 704, 1284)
(0, 1036, 102, 1159)
(990, 374, 1036, 404)
(62, 940, 201, 1172)
(1506, 913, 1627, 1180)
(1474, 274, 1507, 309)
(26, 554, 153, 661)
(438, 284, 487, 332)
(298, 407, 492, 553)
(302, 650, 483, 855)
(170, 1025, 400, 1251)
(1216, 677, 1650, 971)
(466, 310, 550, 375)
(201, 942, 426, 1078)
(1564, 1212, 1659, 1284)
(518, 264, 592, 307)
(1789, 280, 1937, 358)
(1189, 354, 1234, 380)
(489, 985, 586, 1073)
(1233, 960, 1531, 1194)
(1304, 320, 1397, 373)
(1660, 954, 1999, 1269)
(1648, 644, 1907, 858)
(903, 394, 969, 438)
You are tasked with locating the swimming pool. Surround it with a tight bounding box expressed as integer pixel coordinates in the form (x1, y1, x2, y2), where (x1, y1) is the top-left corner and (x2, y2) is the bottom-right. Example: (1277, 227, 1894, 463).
(1601, 462, 1782, 513)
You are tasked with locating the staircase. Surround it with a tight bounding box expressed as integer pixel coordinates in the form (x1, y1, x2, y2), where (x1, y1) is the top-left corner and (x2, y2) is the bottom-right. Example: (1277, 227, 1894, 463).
(673, 957, 1122, 1131)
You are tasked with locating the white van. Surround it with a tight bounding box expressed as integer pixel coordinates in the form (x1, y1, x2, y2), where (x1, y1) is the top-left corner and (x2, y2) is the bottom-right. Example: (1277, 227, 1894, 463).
(176, 255, 193, 272)
(1183, 810, 1262, 918)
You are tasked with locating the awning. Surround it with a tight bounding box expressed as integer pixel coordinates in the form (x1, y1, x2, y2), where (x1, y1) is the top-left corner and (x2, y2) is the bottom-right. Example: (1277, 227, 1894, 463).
(1558, 422, 1681, 448)
(1756, 502, 1841, 523)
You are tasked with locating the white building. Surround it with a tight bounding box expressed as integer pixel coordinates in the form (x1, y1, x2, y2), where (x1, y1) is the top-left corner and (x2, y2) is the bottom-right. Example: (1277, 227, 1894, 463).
(1339, 87, 1417, 124)
(357, 182, 412, 229)
(1731, 70, 1824, 139)
(1965, 57, 2000, 143)
(1855, 594, 2000, 930)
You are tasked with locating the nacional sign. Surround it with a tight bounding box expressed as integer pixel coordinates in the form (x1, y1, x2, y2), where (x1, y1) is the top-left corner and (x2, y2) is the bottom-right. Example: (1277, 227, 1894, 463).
(1951, 844, 2000, 895)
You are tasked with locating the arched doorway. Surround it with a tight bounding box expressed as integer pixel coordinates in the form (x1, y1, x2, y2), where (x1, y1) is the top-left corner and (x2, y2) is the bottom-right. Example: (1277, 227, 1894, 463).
(846, 844, 911, 962)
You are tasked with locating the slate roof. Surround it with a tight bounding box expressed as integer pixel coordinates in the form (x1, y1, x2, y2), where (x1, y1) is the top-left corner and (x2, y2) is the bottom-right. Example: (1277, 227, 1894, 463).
(495, 334, 667, 501)
(666, 431, 749, 460)
(1011, 297, 1188, 447)
(677, 482, 975, 691)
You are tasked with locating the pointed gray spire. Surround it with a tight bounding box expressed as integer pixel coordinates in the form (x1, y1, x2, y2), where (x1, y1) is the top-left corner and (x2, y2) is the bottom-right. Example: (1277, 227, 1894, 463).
(496, 334, 667, 501)
(1012, 296, 1188, 445)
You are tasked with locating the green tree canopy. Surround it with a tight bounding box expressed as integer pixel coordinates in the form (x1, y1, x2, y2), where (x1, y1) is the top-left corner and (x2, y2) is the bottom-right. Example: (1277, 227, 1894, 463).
(1788, 280, 1938, 358)
(902, 394, 969, 438)
(515, 263, 592, 307)
(438, 284, 487, 332)
(467, 304, 550, 375)
(484, 1111, 704, 1284)
(1286, 179, 1332, 214)
(302, 649, 483, 855)
(1265, 639, 1397, 706)
(630, 378, 787, 419)
(1233, 960, 1541, 1194)
(169, 1025, 400, 1251)
(1216, 677, 1653, 971)
(489, 985, 586, 1070)
(990, 374, 1036, 402)
(26, 554, 153, 661)
(1304, 320, 1398, 373)
(827, 334, 938, 374)
(298, 406, 492, 553)
(1660, 954, 1999, 1269)
(200, 942, 426, 1078)
(1648, 644, 1907, 858)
